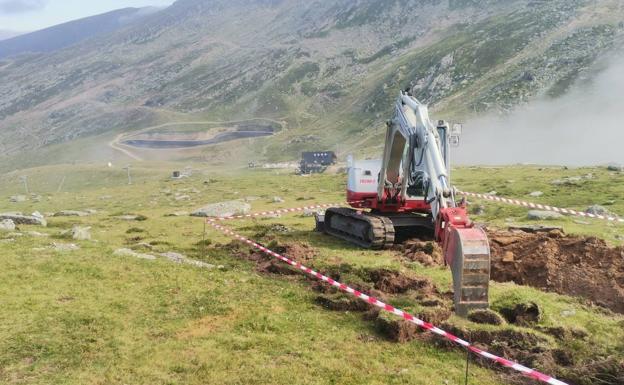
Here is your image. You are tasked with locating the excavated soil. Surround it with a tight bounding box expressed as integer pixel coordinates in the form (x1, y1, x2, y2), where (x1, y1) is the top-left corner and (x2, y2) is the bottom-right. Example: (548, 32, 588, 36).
(397, 228, 624, 314)
(488, 229, 624, 314)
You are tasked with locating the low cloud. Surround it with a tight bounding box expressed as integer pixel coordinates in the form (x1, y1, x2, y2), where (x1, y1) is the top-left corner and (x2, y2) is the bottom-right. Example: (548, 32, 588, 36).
(456, 54, 624, 166)
(0, 0, 47, 14)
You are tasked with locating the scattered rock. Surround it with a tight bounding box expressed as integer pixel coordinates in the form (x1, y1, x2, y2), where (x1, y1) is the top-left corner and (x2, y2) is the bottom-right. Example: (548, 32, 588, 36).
(54, 210, 90, 217)
(467, 309, 506, 325)
(573, 220, 590, 225)
(191, 200, 251, 218)
(0, 213, 46, 226)
(100, 195, 113, 200)
(586, 205, 615, 217)
(52, 242, 80, 252)
(9, 195, 27, 202)
(113, 248, 156, 260)
(487, 190, 497, 195)
(560, 309, 576, 317)
(26, 231, 48, 237)
(0, 219, 16, 231)
(529, 191, 544, 197)
(165, 211, 189, 217)
(71, 226, 91, 241)
(527, 210, 563, 220)
(302, 208, 325, 217)
(114, 215, 147, 221)
(174, 194, 191, 201)
(272, 196, 285, 203)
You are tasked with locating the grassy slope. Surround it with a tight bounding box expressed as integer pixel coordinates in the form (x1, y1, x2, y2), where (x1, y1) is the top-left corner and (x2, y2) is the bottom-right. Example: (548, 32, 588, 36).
(0, 164, 622, 384)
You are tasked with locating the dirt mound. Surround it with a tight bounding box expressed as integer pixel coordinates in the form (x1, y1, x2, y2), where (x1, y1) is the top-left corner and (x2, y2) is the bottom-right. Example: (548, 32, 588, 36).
(497, 301, 542, 326)
(396, 229, 624, 314)
(488, 229, 624, 313)
(395, 240, 443, 266)
(468, 309, 506, 325)
(364, 268, 437, 294)
(373, 307, 452, 342)
(315, 294, 371, 312)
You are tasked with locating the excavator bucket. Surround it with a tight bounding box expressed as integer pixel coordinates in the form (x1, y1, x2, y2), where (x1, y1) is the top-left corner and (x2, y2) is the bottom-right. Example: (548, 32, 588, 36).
(445, 227, 491, 316)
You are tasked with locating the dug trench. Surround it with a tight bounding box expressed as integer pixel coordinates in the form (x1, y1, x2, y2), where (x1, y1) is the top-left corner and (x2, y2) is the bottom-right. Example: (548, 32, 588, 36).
(213, 225, 624, 385)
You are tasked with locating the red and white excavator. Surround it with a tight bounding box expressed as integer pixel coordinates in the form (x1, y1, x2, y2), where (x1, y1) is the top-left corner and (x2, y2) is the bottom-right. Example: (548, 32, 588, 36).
(318, 91, 490, 316)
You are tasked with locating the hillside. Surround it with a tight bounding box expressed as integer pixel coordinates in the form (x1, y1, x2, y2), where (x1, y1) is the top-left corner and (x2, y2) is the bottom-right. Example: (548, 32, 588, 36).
(0, 30, 25, 41)
(0, 0, 623, 170)
(0, 7, 161, 59)
(0, 163, 623, 384)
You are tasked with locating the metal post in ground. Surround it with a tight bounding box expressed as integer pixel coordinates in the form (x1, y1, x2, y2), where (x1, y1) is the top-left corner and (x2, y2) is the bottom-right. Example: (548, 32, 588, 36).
(20, 176, 29, 194)
(123, 165, 132, 185)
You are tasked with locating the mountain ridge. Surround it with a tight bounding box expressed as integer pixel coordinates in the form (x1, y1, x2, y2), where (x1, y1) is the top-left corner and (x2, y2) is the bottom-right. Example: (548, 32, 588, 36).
(0, 0, 622, 170)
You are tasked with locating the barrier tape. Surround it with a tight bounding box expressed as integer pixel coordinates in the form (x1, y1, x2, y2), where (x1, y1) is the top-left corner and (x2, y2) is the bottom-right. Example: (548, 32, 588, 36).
(206, 219, 568, 385)
(458, 191, 623, 224)
(212, 202, 350, 221)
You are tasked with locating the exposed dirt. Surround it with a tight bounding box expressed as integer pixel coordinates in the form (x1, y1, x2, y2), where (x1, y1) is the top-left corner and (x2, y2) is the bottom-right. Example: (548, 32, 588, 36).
(398, 228, 624, 314)
(363, 268, 438, 294)
(468, 309, 507, 325)
(488, 229, 624, 314)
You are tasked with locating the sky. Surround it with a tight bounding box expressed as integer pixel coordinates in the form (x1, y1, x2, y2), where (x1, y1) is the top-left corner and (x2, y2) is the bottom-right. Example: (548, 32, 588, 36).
(0, 0, 176, 32)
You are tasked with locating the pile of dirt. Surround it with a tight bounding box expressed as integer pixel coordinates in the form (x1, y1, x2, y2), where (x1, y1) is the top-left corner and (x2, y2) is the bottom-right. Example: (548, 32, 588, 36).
(488, 229, 624, 314)
(364, 268, 437, 294)
(398, 229, 624, 314)
(394, 240, 443, 266)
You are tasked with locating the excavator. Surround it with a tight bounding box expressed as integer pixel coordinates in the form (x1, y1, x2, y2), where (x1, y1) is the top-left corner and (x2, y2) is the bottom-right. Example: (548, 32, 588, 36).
(318, 91, 490, 316)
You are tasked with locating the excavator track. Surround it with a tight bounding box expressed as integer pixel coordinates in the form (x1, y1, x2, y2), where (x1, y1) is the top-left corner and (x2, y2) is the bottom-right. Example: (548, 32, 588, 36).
(324, 207, 395, 249)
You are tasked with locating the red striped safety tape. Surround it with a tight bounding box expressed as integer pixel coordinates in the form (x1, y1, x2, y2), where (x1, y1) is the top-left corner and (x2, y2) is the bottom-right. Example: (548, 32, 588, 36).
(459, 191, 623, 223)
(206, 219, 568, 385)
(212, 202, 351, 221)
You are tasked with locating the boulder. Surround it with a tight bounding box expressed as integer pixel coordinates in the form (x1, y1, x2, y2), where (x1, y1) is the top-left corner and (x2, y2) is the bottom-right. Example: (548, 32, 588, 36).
(303, 208, 325, 217)
(272, 196, 285, 203)
(529, 191, 543, 197)
(586, 205, 614, 217)
(160, 251, 222, 269)
(9, 195, 27, 202)
(54, 210, 90, 217)
(71, 226, 91, 241)
(191, 200, 251, 218)
(165, 211, 189, 217)
(113, 248, 156, 260)
(527, 210, 563, 220)
(0, 219, 16, 231)
(52, 242, 80, 252)
(0, 213, 46, 226)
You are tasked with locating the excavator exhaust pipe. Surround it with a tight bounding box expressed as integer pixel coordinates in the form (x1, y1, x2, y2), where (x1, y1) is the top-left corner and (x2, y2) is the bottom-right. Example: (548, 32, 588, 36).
(445, 227, 491, 316)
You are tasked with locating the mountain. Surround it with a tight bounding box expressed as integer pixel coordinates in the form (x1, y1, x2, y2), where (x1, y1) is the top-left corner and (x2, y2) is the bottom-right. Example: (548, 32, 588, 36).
(0, 0, 622, 170)
(0, 7, 162, 59)
(0, 30, 25, 41)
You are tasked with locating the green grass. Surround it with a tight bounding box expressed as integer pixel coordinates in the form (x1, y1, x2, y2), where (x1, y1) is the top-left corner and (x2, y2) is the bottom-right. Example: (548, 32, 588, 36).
(0, 163, 622, 384)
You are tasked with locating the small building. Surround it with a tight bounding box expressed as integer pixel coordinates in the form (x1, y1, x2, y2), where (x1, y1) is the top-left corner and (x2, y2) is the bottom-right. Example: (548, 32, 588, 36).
(299, 151, 337, 174)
